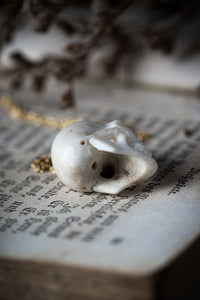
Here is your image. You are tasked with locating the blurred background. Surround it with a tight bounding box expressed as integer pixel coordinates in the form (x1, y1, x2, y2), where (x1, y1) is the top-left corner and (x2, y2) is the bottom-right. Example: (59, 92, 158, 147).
(1, 0, 200, 108)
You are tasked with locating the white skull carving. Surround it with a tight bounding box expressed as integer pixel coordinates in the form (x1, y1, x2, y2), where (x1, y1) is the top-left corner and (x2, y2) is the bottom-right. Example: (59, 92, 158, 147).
(51, 120, 157, 194)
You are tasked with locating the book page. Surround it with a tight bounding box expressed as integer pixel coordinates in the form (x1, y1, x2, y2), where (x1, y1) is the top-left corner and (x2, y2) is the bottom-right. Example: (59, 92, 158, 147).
(0, 81, 200, 276)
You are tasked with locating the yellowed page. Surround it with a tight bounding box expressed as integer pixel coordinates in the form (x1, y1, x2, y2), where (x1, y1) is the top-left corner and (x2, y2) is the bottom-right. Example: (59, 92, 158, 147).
(0, 81, 200, 275)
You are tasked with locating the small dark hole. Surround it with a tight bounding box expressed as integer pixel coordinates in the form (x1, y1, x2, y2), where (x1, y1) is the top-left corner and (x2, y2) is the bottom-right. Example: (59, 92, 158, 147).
(80, 140, 85, 145)
(183, 128, 193, 137)
(92, 161, 97, 170)
(100, 164, 115, 179)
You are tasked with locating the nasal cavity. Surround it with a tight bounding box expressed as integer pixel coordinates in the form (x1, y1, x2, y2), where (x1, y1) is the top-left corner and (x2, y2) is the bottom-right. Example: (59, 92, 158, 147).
(100, 164, 115, 179)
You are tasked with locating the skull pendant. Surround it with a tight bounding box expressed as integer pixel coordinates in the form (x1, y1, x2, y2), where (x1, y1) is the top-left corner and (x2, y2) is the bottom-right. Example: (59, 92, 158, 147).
(51, 120, 157, 194)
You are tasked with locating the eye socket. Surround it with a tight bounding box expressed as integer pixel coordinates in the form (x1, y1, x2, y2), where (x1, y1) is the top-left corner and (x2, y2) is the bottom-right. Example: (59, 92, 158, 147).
(100, 164, 115, 179)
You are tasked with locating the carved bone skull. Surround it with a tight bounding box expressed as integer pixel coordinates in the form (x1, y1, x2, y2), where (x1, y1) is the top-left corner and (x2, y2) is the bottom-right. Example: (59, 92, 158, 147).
(51, 120, 157, 194)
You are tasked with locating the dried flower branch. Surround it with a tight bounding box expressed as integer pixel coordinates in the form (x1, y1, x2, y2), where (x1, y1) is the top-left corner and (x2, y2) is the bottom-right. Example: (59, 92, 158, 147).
(1, 0, 200, 108)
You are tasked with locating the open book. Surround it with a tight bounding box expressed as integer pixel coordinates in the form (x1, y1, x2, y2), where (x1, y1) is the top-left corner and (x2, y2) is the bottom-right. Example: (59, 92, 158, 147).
(0, 81, 200, 300)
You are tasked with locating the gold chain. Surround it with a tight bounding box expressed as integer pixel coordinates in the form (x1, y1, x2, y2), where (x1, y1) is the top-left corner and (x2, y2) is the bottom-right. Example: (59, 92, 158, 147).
(31, 156, 56, 174)
(0, 94, 79, 129)
(0, 94, 148, 174)
(0, 94, 79, 173)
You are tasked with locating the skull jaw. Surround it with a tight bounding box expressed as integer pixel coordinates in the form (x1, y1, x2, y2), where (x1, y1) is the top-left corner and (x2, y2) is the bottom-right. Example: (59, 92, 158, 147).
(93, 153, 158, 194)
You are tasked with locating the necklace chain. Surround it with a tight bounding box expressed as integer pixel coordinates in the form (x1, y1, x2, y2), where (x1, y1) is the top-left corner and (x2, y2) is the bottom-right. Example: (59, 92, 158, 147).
(0, 94, 79, 173)
(31, 156, 55, 174)
(0, 94, 148, 173)
(0, 94, 78, 129)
